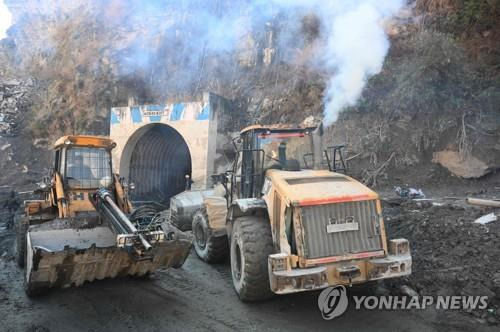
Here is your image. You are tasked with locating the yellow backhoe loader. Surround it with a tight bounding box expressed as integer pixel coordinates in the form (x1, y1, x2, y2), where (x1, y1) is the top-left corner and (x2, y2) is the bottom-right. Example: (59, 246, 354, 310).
(15, 135, 192, 296)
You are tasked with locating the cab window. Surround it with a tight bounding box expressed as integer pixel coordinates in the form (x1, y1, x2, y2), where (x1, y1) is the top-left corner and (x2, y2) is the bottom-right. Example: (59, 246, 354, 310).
(65, 147, 112, 189)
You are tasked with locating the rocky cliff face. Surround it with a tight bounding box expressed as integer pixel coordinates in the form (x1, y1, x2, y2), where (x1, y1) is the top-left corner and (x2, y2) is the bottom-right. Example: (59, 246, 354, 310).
(1, 1, 325, 135)
(0, 79, 33, 136)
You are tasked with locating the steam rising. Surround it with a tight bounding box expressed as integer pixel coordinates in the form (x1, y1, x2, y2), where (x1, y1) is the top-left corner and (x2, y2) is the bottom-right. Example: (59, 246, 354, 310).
(267, 1, 404, 124)
(0, 0, 12, 39)
(317, 1, 404, 124)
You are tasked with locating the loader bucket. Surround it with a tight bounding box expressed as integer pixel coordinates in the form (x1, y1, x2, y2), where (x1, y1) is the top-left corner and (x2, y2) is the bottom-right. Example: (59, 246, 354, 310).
(24, 219, 192, 295)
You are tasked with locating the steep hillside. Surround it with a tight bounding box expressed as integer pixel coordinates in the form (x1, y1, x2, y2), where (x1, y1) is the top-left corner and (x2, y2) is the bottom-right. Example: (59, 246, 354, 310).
(0, 0, 499, 187)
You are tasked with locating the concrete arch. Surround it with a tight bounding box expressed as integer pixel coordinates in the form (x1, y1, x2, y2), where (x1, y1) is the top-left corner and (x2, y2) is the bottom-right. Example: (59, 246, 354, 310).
(120, 123, 191, 205)
(110, 94, 236, 206)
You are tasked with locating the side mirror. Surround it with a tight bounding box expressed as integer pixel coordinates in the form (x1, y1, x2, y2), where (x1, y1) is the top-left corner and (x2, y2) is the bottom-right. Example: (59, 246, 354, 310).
(231, 136, 243, 150)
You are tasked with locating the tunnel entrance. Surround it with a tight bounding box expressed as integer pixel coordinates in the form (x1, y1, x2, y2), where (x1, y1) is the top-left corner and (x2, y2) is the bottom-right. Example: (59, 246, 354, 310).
(122, 124, 192, 206)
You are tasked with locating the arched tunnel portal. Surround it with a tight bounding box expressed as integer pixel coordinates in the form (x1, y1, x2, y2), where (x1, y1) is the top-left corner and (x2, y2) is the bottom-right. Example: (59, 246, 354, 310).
(120, 124, 192, 206)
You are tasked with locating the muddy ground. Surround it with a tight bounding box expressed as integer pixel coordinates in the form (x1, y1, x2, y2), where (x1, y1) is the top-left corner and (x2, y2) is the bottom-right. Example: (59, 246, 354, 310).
(1, 182, 500, 331)
(0, 244, 496, 332)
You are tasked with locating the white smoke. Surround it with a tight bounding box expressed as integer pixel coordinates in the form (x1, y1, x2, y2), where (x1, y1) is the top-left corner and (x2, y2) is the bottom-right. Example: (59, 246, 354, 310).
(269, 0, 403, 125)
(315, 1, 404, 125)
(0, 0, 12, 39)
(207, 0, 405, 125)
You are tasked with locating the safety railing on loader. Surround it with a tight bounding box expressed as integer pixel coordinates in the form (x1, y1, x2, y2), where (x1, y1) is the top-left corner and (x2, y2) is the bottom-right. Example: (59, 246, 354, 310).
(230, 149, 265, 202)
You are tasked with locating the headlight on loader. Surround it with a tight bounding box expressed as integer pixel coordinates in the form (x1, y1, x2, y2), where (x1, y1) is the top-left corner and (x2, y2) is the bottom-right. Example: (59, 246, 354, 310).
(389, 238, 410, 255)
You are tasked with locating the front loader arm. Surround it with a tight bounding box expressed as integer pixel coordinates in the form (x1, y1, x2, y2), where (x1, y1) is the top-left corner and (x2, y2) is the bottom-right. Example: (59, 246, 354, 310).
(114, 174, 132, 214)
(89, 188, 164, 258)
(54, 172, 68, 218)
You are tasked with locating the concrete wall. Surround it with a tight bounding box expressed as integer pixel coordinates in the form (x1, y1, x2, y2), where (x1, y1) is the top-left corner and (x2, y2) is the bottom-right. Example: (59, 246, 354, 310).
(110, 92, 234, 192)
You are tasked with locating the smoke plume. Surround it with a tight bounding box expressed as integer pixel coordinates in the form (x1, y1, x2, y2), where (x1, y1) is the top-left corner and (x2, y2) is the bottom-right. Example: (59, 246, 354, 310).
(312, 1, 404, 124)
(267, 1, 404, 124)
(0, 0, 12, 39)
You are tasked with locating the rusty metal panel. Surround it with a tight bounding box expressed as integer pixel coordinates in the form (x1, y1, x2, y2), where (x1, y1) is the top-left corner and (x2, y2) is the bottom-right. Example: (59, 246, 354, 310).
(300, 200, 382, 259)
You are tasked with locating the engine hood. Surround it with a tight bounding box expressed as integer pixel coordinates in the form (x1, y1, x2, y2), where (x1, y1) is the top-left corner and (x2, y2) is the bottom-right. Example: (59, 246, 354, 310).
(265, 169, 378, 206)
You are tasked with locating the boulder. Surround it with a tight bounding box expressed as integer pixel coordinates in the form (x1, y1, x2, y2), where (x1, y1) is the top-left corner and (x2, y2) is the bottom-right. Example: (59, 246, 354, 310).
(432, 150, 495, 178)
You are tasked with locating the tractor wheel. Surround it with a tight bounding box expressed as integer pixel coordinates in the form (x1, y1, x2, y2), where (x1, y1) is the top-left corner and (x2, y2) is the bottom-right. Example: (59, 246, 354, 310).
(15, 215, 28, 268)
(230, 215, 274, 302)
(192, 208, 228, 263)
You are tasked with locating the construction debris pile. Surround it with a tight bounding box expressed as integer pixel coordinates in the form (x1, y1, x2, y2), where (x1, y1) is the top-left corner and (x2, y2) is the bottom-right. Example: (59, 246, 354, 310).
(384, 199, 500, 324)
(0, 79, 34, 136)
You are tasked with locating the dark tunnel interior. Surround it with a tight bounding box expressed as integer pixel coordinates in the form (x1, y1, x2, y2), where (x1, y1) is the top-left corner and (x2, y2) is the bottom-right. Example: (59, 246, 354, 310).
(129, 124, 192, 206)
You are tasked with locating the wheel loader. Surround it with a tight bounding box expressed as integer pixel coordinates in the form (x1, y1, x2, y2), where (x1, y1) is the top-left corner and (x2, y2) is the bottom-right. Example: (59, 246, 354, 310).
(15, 135, 192, 296)
(179, 123, 411, 301)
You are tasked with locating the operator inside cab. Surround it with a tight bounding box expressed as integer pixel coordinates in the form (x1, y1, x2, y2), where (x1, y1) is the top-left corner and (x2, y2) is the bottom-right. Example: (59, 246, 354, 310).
(67, 154, 94, 180)
(262, 139, 301, 171)
(65, 148, 112, 188)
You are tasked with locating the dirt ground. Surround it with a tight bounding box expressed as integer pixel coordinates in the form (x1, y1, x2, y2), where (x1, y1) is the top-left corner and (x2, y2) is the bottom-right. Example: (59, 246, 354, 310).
(0, 246, 496, 332)
(1, 158, 499, 332)
(1, 181, 500, 332)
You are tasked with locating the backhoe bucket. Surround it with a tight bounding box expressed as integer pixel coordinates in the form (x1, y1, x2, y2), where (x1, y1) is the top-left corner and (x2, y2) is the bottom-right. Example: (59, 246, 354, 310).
(24, 219, 192, 295)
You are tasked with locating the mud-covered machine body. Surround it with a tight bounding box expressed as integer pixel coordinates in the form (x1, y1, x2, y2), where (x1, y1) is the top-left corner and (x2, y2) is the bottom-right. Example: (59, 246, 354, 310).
(16, 135, 191, 295)
(186, 124, 412, 301)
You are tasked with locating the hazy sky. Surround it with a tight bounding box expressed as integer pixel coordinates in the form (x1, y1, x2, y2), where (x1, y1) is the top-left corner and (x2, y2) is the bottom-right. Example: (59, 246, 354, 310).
(0, 0, 12, 39)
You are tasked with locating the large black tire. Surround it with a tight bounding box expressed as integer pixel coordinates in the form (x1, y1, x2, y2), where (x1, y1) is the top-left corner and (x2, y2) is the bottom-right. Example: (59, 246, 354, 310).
(192, 208, 228, 263)
(15, 215, 28, 268)
(230, 215, 274, 302)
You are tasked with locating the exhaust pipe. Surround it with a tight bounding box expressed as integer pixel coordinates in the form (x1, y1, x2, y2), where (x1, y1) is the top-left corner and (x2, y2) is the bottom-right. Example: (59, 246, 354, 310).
(312, 122, 324, 170)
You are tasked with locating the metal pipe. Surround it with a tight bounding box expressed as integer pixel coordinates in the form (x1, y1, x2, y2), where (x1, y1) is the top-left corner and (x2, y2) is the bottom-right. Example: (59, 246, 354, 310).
(312, 122, 323, 170)
(138, 234, 153, 251)
(99, 189, 138, 233)
(99, 203, 129, 234)
(466, 197, 500, 208)
(90, 188, 154, 252)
